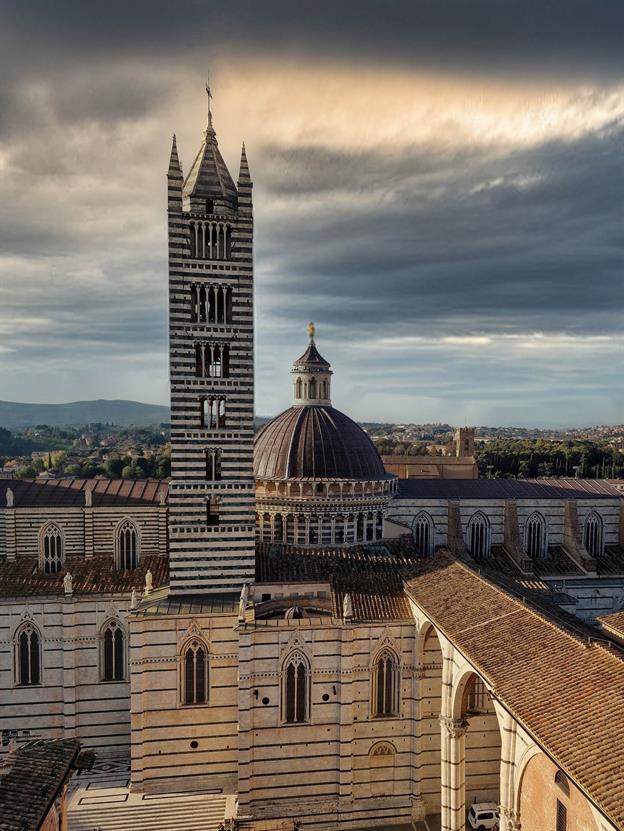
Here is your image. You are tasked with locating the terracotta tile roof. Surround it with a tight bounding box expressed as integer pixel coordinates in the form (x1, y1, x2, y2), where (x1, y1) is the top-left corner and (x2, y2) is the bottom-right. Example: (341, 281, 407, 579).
(598, 610, 624, 641)
(256, 541, 420, 621)
(0, 554, 168, 597)
(404, 556, 624, 828)
(396, 477, 621, 500)
(0, 478, 168, 508)
(0, 738, 81, 831)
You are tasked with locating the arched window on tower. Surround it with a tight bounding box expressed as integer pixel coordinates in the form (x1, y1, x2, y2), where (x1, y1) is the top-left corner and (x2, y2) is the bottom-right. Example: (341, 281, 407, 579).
(14, 621, 41, 686)
(195, 343, 204, 377)
(372, 648, 400, 717)
(181, 638, 209, 705)
(525, 512, 546, 558)
(282, 651, 309, 723)
(205, 448, 222, 481)
(40, 524, 64, 574)
(199, 285, 207, 322)
(189, 221, 197, 258)
(222, 344, 230, 377)
(116, 520, 139, 570)
(468, 512, 490, 561)
(225, 288, 233, 323)
(295, 378, 302, 399)
(101, 619, 126, 681)
(584, 512, 603, 558)
(309, 378, 317, 399)
(218, 398, 226, 428)
(208, 286, 216, 323)
(413, 512, 434, 556)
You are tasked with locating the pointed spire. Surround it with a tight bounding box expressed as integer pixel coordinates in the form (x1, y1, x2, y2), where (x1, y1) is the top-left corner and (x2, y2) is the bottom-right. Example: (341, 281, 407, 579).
(205, 79, 215, 136)
(168, 134, 182, 179)
(238, 141, 251, 183)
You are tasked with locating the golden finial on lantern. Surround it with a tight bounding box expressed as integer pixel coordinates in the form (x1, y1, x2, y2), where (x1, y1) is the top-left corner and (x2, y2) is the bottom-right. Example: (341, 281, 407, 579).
(307, 321, 316, 340)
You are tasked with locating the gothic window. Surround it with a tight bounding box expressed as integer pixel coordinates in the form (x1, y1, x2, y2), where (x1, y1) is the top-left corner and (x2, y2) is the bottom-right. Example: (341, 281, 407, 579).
(218, 397, 226, 428)
(413, 512, 434, 555)
(282, 651, 309, 723)
(468, 512, 490, 561)
(225, 288, 233, 323)
(372, 649, 400, 717)
(199, 285, 207, 322)
(189, 221, 197, 258)
(116, 520, 139, 570)
(222, 344, 230, 377)
(191, 284, 199, 321)
(101, 620, 126, 682)
(181, 638, 209, 705)
(205, 344, 229, 378)
(309, 378, 317, 399)
(584, 512, 603, 558)
(208, 286, 216, 323)
(15, 622, 41, 686)
(525, 512, 546, 558)
(40, 524, 64, 574)
(205, 448, 222, 481)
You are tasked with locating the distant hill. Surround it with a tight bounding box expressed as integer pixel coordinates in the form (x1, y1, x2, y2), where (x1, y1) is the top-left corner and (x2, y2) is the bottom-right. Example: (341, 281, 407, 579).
(0, 399, 170, 429)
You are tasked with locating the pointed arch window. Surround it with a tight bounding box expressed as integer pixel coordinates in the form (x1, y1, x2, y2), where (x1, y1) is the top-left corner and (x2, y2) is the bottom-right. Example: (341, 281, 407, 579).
(40, 524, 64, 574)
(15, 622, 41, 686)
(584, 512, 603, 558)
(181, 638, 209, 705)
(468, 512, 490, 561)
(116, 520, 139, 570)
(205, 448, 222, 481)
(413, 512, 434, 555)
(282, 651, 309, 723)
(372, 648, 400, 717)
(525, 512, 546, 558)
(101, 620, 126, 681)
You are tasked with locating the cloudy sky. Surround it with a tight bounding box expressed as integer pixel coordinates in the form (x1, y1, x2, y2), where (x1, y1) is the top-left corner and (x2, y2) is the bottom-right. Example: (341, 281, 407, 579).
(0, 1, 622, 427)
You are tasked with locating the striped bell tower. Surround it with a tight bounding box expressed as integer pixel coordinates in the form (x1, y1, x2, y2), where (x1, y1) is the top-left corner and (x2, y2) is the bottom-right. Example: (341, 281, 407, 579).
(166, 89, 255, 594)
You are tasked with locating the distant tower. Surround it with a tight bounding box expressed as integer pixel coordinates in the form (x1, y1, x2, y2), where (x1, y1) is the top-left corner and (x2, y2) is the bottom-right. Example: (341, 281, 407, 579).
(166, 88, 255, 594)
(455, 427, 475, 458)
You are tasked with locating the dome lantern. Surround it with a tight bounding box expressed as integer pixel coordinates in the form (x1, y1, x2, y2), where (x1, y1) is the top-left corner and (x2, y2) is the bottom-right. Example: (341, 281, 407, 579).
(291, 323, 333, 406)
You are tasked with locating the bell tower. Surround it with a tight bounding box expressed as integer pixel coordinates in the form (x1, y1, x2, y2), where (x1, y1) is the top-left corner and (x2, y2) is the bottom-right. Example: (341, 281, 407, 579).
(166, 88, 255, 594)
(291, 322, 333, 406)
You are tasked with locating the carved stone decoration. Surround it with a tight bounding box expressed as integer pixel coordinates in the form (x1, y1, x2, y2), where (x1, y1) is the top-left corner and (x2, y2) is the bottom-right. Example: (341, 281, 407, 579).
(130, 588, 137, 610)
(6, 487, 14, 508)
(439, 715, 469, 739)
(63, 572, 73, 595)
(342, 593, 353, 622)
(144, 569, 153, 596)
(84, 487, 93, 508)
(238, 582, 250, 622)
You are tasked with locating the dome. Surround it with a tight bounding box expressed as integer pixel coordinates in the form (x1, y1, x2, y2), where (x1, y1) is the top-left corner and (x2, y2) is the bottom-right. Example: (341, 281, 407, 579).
(254, 405, 388, 481)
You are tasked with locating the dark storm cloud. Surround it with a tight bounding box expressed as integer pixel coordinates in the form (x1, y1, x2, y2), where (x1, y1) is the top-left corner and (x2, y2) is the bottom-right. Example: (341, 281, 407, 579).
(255, 122, 624, 338)
(2, 1, 624, 80)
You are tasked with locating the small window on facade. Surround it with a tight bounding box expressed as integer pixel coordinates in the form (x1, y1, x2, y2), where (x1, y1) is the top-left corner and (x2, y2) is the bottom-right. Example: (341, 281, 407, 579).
(102, 620, 126, 681)
(116, 520, 139, 570)
(468, 513, 489, 561)
(372, 649, 399, 717)
(182, 639, 208, 705)
(207, 499, 220, 527)
(41, 524, 64, 574)
(584, 512, 603, 558)
(16, 622, 41, 686)
(555, 770, 570, 797)
(413, 513, 434, 556)
(525, 512, 546, 558)
(556, 799, 567, 831)
(283, 652, 309, 723)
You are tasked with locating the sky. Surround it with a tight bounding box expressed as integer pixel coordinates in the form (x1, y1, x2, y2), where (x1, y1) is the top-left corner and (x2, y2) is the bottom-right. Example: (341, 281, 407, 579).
(0, 1, 623, 428)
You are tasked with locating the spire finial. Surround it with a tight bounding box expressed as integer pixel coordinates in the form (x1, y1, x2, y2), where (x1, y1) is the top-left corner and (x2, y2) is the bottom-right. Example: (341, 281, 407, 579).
(206, 76, 213, 129)
(307, 321, 315, 340)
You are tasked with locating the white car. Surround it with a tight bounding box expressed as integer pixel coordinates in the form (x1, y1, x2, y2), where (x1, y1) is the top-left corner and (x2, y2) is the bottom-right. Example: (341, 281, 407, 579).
(467, 802, 500, 830)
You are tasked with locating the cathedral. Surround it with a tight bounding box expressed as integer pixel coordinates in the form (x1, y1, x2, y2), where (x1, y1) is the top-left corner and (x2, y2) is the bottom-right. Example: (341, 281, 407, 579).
(1, 92, 624, 831)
